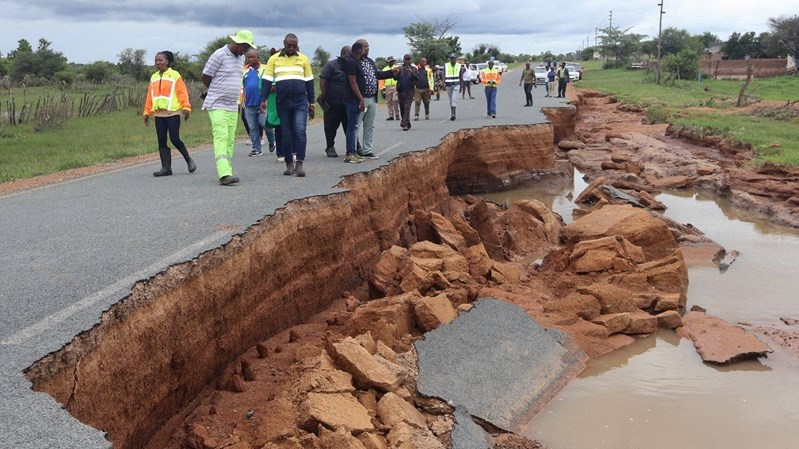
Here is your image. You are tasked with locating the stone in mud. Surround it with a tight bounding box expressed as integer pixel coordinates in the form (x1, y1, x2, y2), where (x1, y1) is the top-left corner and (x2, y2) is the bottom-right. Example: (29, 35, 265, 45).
(678, 311, 772, 364)
(574, 176, 610, 204)
(317, 426, 370, 448)
(331, 337, 400, 391)
(372, 246, 409, 295)
(399, 262, 435, 294)
(300, 392, 375, 433)
(348, 291, 421, 349)
(413, 294, 458, 332)
(576, 283, 638, 314)
(570, 235, 645, 273)
(430, 212, 468, 252)
(490, 262, 524, 284)
(358, 433, 388, 449)
(463, 243, 493, 280)
(387, 422, 445, 449)
(562, 204, 679, 261)
(298, 367, 355, 394)
(448, 212, 483, 247)
(557, 140, 585, 150)
(611, 255, 688, 306)
(377, 391, 428, 427)
(656, 310, 683, 329)
(653, 293, 681, 312)
(513, 199, 563, 245)
(543, 292, 602, 321)
(624, 312, 658, 335)
(376, 340, 398, 362)
(187, 423, 218, 449)
(591, 313, 632, 335)
(639, 190, 666, 210)
(468, 199, 505, 260)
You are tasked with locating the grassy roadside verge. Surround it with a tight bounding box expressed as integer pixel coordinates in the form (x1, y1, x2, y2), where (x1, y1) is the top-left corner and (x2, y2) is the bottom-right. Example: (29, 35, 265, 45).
(0, 80, 327, 183)
(576, 66, 799, 166)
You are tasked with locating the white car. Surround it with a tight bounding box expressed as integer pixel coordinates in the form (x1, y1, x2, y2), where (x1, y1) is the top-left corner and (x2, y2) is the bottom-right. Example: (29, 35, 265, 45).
(469, 63, 488, 84)
(533, 67, 548, 85)
(565, 65, 580, 81)
(485, 60, 507, 73)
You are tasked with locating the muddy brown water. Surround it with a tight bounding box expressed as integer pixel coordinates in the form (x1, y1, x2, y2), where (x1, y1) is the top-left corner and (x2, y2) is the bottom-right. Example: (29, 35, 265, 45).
(483, 171, 799, 449)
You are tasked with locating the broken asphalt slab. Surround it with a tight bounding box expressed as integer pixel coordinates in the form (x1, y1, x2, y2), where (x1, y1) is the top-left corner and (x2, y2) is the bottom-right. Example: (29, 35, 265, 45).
(415, 298, 587, 439)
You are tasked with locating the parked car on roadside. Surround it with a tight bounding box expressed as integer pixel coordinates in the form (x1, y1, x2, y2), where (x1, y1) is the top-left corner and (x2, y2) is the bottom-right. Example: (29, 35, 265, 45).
(565, 64, 581, 81)
(565, 62, 583, 80)
(469, 63, 489, 84)
(534, 66, 548, 85)
(486, 60, 508, 73)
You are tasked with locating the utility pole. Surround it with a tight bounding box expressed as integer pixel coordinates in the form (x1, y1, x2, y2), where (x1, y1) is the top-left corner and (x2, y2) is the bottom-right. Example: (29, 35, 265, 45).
(657, 1, 665, 84)
(609, 10, 613, 29)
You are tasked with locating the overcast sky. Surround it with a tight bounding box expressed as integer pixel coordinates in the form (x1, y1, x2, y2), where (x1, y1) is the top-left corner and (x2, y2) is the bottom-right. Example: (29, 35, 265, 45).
(1, 0, 798, 64)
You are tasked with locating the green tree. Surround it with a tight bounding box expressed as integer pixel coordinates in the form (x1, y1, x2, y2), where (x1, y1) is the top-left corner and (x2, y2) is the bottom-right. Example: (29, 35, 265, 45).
(0, 52, 8, 77)
(7, 39, 33, 59)
(758, 32, 780, 58)
(597, 26, 646, 65)
(312, 46, 330, 71)
(578, 47, 595, 61)
(723, 32, 760, 59)
(698, 32, 720, 49)
(768, 14, 799, 58)
(8, 38, 66, 81)
(662, 48, 699, 80)
(83, 61, 117, 84)
(118, 48, 148, 80)
(403, 16, 461, 67)
(659, 28, 702, 56)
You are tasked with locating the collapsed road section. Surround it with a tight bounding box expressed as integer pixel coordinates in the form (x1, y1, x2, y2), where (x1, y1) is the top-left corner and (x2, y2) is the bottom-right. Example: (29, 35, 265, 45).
(24, 124, 566, 449)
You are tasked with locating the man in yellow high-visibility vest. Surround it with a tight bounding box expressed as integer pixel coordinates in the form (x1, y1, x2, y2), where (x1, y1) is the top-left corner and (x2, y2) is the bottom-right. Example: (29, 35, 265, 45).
(480, 59, 502, 118)
(382, 56, 399, 121)
(443, 53, 463, 121)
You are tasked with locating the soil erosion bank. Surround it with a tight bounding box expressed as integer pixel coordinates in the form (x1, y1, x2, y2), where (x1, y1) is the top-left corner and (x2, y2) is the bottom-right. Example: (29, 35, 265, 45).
(566, 89, 799, 229)
(25, 123, 567, 448)
(23, 91, 788, 449)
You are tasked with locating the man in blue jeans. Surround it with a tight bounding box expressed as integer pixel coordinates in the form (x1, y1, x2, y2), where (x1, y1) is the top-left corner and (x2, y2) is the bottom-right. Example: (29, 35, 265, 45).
(260, 33, 315, 177)
(353, 38, 396, 159)
(242, 49, 275, 156)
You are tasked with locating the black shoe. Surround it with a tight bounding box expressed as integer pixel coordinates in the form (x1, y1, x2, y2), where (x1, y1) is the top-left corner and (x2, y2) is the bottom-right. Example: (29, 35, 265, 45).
(219, 175, 239, 185)
(356, 150, 378, 159)
(268, 142, 276, 153)
(154, 147, 172, 177)
(386, 117, 395, 121)
(187, 157, 196, 173)
(153, 167, 172, 177)
(325, 147, 338, 158)
(283, 160, 295, 176)
(295, 161, 305, 177)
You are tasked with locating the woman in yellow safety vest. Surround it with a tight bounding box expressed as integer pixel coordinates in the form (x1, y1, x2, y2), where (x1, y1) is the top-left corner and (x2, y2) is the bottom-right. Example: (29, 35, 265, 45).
(143, 50, 196, 177)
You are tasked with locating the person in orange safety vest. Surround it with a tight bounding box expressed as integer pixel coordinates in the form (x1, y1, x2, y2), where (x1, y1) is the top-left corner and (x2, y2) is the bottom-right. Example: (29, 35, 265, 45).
(143, 50, 195, 177)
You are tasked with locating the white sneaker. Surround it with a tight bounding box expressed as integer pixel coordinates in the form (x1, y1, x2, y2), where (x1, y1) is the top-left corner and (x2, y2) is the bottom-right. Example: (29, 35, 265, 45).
(277, 157, 285, 163)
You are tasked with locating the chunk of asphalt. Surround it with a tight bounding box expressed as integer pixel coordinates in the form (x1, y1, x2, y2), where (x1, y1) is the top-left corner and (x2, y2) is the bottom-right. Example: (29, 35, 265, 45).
(451, 406, 492, 449)
(415, 298, 586, 435)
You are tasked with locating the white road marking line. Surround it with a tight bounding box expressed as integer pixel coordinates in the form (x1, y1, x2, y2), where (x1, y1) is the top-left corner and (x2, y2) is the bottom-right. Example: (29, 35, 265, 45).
(377, 142, 402, 158)
(1, 231, 230, 346)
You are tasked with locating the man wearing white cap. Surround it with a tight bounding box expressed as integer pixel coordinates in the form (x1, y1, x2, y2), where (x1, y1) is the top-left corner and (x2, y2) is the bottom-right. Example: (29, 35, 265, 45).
(202, 30, 256, 185)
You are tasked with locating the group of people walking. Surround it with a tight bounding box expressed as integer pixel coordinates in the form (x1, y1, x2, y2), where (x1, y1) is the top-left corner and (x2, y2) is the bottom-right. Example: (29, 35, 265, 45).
(144, 30, 559, 185)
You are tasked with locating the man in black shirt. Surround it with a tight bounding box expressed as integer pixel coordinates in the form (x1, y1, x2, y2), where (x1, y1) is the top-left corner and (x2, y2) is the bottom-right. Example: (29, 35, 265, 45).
(352, 38, 396, 159)
(343, 42, 367, 164)
(318, 46, 351, 157)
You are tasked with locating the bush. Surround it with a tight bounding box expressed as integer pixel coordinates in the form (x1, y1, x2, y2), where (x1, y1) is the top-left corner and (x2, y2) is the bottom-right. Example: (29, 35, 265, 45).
(662, 49, 699, 80)
(602, 59, 629, 69)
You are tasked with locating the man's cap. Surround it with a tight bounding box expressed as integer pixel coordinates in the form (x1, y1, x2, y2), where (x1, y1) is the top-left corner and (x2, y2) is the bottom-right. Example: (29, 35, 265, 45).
(387, 56, 396, 62)
(449, 53, 456, 58)
(230, 30, 256, 49)
(403, 54, 411, 60)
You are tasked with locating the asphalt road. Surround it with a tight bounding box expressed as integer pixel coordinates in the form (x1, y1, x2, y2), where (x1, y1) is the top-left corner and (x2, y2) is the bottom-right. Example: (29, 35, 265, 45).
(0, 74, 566, 448)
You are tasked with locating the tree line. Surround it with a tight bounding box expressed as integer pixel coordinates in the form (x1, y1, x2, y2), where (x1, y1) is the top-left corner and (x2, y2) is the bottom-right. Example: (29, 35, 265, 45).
(1, 15, 797, 87)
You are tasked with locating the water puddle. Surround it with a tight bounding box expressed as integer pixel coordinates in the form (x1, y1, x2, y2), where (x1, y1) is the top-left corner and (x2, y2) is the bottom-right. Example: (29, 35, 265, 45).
(483, 171, 799, 449)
